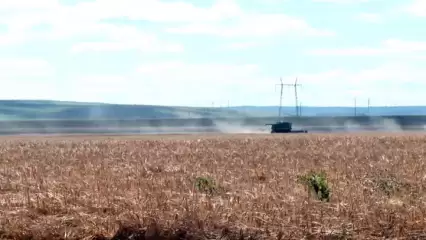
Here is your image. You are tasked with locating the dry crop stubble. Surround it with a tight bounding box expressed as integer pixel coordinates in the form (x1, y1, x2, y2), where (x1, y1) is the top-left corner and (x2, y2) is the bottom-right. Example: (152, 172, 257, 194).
(0, 134, 426, 239)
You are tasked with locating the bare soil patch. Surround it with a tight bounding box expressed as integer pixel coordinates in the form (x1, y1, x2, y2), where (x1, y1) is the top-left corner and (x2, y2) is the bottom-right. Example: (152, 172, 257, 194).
(1, 133, 426, 239)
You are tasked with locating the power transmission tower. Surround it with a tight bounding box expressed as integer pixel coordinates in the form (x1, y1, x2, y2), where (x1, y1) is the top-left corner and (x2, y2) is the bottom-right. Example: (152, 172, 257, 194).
(276, 78, 283, 118)
(299, 102, 302, 116)
(276, 77, 301, 118)
(368, 98, 371, 115)
(294, 78, 301, 116)
(354, 97, 357, 116)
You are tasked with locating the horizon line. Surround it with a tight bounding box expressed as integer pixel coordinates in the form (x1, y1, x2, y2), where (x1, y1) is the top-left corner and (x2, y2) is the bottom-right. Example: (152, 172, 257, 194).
(0, 99, 425, 108)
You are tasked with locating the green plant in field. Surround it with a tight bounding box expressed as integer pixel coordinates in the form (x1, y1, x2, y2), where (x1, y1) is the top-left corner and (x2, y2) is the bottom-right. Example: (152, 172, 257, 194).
(297, 171, 331, 202)
(194, 176, 218, 195)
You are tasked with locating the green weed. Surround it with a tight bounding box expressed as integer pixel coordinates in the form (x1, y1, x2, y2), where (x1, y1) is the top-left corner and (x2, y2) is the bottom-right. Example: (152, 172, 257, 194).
(297, 171, 331, 202)
(194, 176, 218, 195)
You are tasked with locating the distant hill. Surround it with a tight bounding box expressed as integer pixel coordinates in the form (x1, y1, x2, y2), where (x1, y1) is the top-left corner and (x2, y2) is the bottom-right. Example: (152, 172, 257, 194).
(0, 100, 249, 120)
(229, 106, 426, 117)
(0, 100, 425, 120)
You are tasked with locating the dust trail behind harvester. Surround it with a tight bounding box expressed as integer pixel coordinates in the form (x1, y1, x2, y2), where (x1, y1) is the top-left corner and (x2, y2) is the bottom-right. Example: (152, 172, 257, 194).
(292, 117, 421, 133)
(212, 120, 268, 134)
(172, 111, 268, 134)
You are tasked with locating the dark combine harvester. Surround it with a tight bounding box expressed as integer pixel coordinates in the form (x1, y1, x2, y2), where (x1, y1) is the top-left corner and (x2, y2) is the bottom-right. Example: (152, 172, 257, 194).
(266, 121, 308, 133)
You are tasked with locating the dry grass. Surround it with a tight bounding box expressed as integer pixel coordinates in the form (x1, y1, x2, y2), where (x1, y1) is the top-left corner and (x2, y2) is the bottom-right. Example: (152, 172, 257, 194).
(1, 133, 426, 239)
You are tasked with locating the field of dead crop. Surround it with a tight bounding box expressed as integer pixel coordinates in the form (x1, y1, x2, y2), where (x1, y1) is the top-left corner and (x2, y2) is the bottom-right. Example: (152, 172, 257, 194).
(1, 133, 426, 239)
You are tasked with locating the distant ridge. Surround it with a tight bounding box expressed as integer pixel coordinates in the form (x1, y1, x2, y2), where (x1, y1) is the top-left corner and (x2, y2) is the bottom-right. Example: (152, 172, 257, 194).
(0, 100, 248, 120)
(228, 105, 426, 117)
(0, 100, 425, 120)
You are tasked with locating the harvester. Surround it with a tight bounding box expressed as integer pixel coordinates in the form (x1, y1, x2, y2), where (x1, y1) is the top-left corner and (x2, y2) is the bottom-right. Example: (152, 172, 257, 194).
(266, 121, 308, 133)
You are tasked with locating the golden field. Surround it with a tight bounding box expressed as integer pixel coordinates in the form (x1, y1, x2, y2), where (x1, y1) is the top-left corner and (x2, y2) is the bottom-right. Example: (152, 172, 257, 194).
(1, 133, 426, 240)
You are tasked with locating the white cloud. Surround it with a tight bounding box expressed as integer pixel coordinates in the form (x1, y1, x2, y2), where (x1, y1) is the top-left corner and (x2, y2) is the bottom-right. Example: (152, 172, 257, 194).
(0, 0, 186, 52)
(166, 12, 334, 37)
(0, 32, 27, 46)
(0, 0, 331, 52)
(71, 0, 242, 23)
(0, 0, 59, 32)
(297, 63, 425, 86)
(354, 13, 383, 23)
(71, 41, 183, 53)
(57, 60, 426, 106)
(312, 0, 370, 3)
(223, 41, 265, 50)
(384, 39, 426, 51)
(71, 0, 333, 38)
(0, 8, 52, 45)
(309, 47, 385, 56)
(0, 0, 59, 11)
(255, 0, 290, 4)
(70, 24, 184, 53)
(51, 74, 145, 104)
(404, 0, 426, 16)
(0, 57, 57, 100)
(307, 39, 426, 56)
(0, 58, 53, 77)
(61, 61, 277, 106)
(67, 75, 130, 94)
(136, 61, 262, 86)
(0, 80, 58, 100)
(282, 63, 426, 106)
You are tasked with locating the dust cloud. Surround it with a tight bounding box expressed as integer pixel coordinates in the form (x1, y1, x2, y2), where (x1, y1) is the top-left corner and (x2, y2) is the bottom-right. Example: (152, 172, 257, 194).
(0, 105, 425, 135)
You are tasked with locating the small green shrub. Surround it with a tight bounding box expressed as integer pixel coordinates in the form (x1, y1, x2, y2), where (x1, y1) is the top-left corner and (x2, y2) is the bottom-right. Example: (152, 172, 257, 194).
(194, 176, 217, 195)
(297, 171, 331, 202)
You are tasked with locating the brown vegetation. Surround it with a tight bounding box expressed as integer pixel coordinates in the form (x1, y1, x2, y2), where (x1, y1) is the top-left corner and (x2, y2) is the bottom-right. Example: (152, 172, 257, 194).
(1, 133, 426, 239)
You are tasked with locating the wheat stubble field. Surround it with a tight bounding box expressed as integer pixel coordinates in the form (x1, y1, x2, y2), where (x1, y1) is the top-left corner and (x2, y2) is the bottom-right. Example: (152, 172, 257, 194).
(1, 133, 426, 240)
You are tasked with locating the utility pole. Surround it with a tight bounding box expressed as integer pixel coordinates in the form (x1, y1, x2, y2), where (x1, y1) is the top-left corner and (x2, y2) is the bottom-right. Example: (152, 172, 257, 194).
(294, 78, 301, 116)
(354, 97, 357, 116)
(299, 102, 302, 116)
(211, 102, 214, 117)
(276, 77, 301, 118)
(276, 78, 284, 118)
(367, 98, 371, 115)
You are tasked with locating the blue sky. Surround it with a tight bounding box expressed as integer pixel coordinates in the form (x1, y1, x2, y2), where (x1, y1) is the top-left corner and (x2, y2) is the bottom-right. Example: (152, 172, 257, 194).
(0, 0, 425, 107)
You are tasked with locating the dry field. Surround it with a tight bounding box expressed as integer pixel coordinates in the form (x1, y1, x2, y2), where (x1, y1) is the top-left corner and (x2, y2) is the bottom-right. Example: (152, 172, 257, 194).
(1, 133, 426, 239)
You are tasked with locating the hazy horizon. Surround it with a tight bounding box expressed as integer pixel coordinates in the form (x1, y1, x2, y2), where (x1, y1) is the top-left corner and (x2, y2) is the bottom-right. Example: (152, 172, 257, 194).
(2, 99, 426, 108)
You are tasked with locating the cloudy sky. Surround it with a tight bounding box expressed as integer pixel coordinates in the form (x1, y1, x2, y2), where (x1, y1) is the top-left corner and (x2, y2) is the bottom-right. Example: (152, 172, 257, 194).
(0, 0, 425, 107)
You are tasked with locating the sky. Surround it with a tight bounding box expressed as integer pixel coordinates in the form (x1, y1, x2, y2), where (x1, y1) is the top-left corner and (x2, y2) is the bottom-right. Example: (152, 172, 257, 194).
(0, 0, 425, 107)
